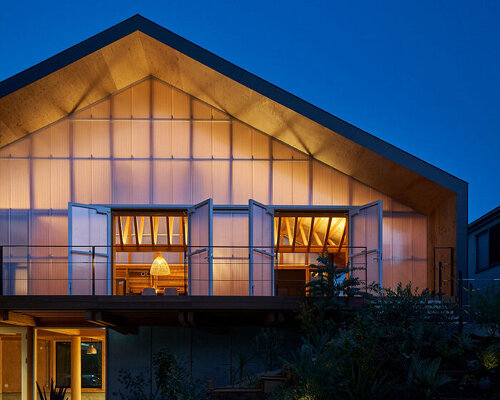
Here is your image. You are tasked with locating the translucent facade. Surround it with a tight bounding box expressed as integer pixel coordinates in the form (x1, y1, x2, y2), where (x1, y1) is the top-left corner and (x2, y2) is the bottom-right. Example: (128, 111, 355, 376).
(0, 77, 427, 295)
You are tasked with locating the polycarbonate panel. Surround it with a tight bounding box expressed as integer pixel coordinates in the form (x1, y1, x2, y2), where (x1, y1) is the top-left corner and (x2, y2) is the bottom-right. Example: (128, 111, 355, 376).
(73, 160, 92, 204)
(91, 98, 111, 118)
(273, 140, 293, 159)
(212, 121, 231, 158)
(192, 121, 212, 158)
(252, 161, 270, 204)
(152, 121, 172, 158)
(132, 79, 151, 118)
(152, 78, 172, 118)
(249, 200, 274, 296)
(232, 161, 252, 204)
(51, 159, 71, 209)
(212, 161, 230, 204)
(10, 159, 30, 209)
(32, 128, 51, 157)
(113, 160, 132, 204)
(171, 121, 190, 158)
(188, 199, 212, 295)
(131, 160, 151, 204)
(350, 201, 382, 290)
(273, 161, 292, 205)
(0, 160, 9, 208)
(153, 160, 173, 203)
(112, 87, 132, 118)
(112, 120, 132, 158)
(172, 89, 190, 119)
(91, 160, 111, 204)
(131, 121, 150, 158)
(50, 120, 70, 157)
(32, 159, 51, 209)
(91, 121, 111, 157)
(69, 204, 110, 295)
(72, 120, 92, 157)
(232, 121, 252, 158)
(192, 161, 212, 203)
(332, 169, 349, 205)
(292, 161, 309, 205)
(252, 130, 271, 159)
(172, 161, 191, 204)
(312, 162, 333, 205)
(192, 98, 212, 119)
(213, 212, 249, 296)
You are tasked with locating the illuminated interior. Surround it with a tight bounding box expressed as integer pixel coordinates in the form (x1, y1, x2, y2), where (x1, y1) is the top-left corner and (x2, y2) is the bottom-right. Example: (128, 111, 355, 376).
(274, 212, 348, 296)
(113, 211, 188, 295)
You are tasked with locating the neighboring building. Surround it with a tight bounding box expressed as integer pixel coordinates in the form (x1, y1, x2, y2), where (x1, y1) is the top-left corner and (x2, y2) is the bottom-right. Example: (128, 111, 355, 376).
(468, 206, 500, 290)
(0, 15, 467, 400)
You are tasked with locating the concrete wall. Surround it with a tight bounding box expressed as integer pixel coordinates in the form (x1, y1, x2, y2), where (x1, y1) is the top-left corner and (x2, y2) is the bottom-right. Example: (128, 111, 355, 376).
(107, 326, 299, 397)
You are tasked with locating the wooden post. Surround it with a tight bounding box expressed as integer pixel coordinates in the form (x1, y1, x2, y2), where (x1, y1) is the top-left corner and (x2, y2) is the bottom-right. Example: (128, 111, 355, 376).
(71, 337, 81, 400)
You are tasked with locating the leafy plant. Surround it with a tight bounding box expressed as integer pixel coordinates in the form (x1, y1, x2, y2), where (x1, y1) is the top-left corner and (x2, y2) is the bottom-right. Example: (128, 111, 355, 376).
(255, 327, 284, 371)
(470, 282, 500, 337)
(406, 357, 452, 400)
(36, 380, 67, 400)
(115, 348, 208, 400)
(479, 343, 500, 370)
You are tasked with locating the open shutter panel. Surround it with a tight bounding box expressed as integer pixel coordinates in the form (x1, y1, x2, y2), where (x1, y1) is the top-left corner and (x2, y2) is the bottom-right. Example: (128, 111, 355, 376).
(349, 200, 383, 292)
(69, 203, 111, 295)
(249, 200, 274, 296)
(188, 199, 213, 295)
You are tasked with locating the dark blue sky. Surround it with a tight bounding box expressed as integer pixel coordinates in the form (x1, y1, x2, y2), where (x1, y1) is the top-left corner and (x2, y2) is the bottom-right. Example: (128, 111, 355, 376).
(1, 0, 499, 222)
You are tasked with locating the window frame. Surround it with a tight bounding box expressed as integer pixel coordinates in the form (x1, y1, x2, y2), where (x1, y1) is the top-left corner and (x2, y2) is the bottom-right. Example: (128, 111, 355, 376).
(475, 223, 500, 273)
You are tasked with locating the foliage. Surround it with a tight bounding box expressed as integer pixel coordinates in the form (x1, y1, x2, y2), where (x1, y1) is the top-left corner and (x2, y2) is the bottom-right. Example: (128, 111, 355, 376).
(470, 282, 500, 337)
(255, 327, 284, 371)
(36, 380, 67, 400)
(406, 357, 452, 400)
(115, 349, 208, 400)
(479, 343, 500, 370)
(231, 350, 254, 386)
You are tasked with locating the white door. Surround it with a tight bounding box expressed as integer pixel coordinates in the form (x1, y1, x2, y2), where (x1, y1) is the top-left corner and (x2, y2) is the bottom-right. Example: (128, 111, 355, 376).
(68, 203, 111, 295)
(349, 201, 383, 292)
(249, 200, 274, 296)
(188, 199, 213, 295)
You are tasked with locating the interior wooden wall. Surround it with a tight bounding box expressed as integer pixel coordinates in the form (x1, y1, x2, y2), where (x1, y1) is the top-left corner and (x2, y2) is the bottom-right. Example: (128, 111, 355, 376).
(1, 336, 22, 394)
(0, 77, 428, 294)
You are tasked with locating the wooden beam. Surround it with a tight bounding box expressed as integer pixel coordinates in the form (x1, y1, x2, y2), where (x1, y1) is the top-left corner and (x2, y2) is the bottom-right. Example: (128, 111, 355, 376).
(182, 217, 187, 246)
(322, 217, 332, 254)
(285, 217, 293, 246)
(275, 217, 282, 253)
(150, 216, 155, 246)
(133, 216, 139, 246)
(1, 311, 36, 326)
(292, 217, 299, 251)
(299, 220, 308, 246)
(169, 216, 174, 245)
(153, 216, 159, 245)
(118, 216, 124, 246)
(338, 223, 347, 254)
(307, 217, 315, 253)
(138, 217, 145, 245)
(166, 216, 170, 246)
(123, 217, 131, 245)
(115, 244, 186, 252)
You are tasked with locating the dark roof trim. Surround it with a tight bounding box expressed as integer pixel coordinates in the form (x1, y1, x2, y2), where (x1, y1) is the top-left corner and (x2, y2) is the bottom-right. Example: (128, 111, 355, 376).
(0, 14, 467, 193)
(468, 206, 500, 232)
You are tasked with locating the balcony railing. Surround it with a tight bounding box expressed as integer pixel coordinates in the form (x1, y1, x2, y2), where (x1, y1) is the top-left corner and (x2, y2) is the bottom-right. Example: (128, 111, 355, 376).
(0, 245, 369, 296)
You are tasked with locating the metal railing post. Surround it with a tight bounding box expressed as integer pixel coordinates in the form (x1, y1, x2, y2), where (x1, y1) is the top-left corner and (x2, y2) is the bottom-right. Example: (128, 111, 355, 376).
(92, 246, 96, 296)
(458, 270, 463, 333)
(438, 261, 443, 301)
(0, 246, 3, 296)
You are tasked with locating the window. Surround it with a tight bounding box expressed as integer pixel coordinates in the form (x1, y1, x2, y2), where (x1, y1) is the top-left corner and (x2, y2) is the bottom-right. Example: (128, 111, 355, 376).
(476, 223, 500, 272)
(55, 342, 103, 388)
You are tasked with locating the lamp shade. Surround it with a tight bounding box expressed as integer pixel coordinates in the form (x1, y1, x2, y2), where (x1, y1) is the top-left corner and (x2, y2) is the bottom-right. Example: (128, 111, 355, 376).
(86, 344, 97, 355)
(150, 255, 171, 276)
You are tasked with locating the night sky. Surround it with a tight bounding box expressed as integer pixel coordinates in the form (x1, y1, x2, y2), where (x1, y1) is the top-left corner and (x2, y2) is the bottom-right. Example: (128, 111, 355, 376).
(1, 0, 499, 222)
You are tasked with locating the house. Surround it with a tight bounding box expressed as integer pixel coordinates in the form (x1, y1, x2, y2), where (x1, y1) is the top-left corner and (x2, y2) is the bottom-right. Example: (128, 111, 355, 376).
(0, 15, 467, 400)
(468, 205, 500, 291)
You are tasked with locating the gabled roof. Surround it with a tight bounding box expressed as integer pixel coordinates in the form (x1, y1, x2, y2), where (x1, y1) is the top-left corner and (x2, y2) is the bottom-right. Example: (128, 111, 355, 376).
(0, 15, 467, 215)
(468, 206, 500, 232)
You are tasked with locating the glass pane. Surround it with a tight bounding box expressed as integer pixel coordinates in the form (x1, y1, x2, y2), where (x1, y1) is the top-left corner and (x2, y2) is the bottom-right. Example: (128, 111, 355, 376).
(56, 342, 103, 388)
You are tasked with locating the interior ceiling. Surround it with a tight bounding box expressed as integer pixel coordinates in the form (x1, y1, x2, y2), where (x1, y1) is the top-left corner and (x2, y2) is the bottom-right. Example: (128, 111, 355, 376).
(0, 30, 456, 215)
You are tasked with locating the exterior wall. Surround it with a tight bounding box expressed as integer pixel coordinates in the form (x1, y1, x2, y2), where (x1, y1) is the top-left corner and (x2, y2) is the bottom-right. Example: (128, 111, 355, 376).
(468, 209, 500, 291)
(0, 77, 427, 294)
(107, 326, 300, 394)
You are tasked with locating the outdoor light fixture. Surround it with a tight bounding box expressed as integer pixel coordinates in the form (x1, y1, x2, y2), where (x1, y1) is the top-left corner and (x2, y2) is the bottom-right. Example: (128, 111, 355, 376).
(150, 253, 171, 276)
(86, 342, 98, 355)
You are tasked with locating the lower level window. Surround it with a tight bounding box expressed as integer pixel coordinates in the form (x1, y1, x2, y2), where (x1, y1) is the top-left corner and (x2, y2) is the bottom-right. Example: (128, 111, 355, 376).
(55, 342, 103, 388)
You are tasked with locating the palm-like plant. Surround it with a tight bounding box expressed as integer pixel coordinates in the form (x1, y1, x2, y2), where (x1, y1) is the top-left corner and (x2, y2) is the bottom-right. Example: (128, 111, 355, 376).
(36, 380, 67, 400)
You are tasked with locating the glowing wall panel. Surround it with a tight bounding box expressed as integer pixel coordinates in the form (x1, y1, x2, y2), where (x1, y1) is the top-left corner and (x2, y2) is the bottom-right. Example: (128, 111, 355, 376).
(0, 77, 428, 294)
